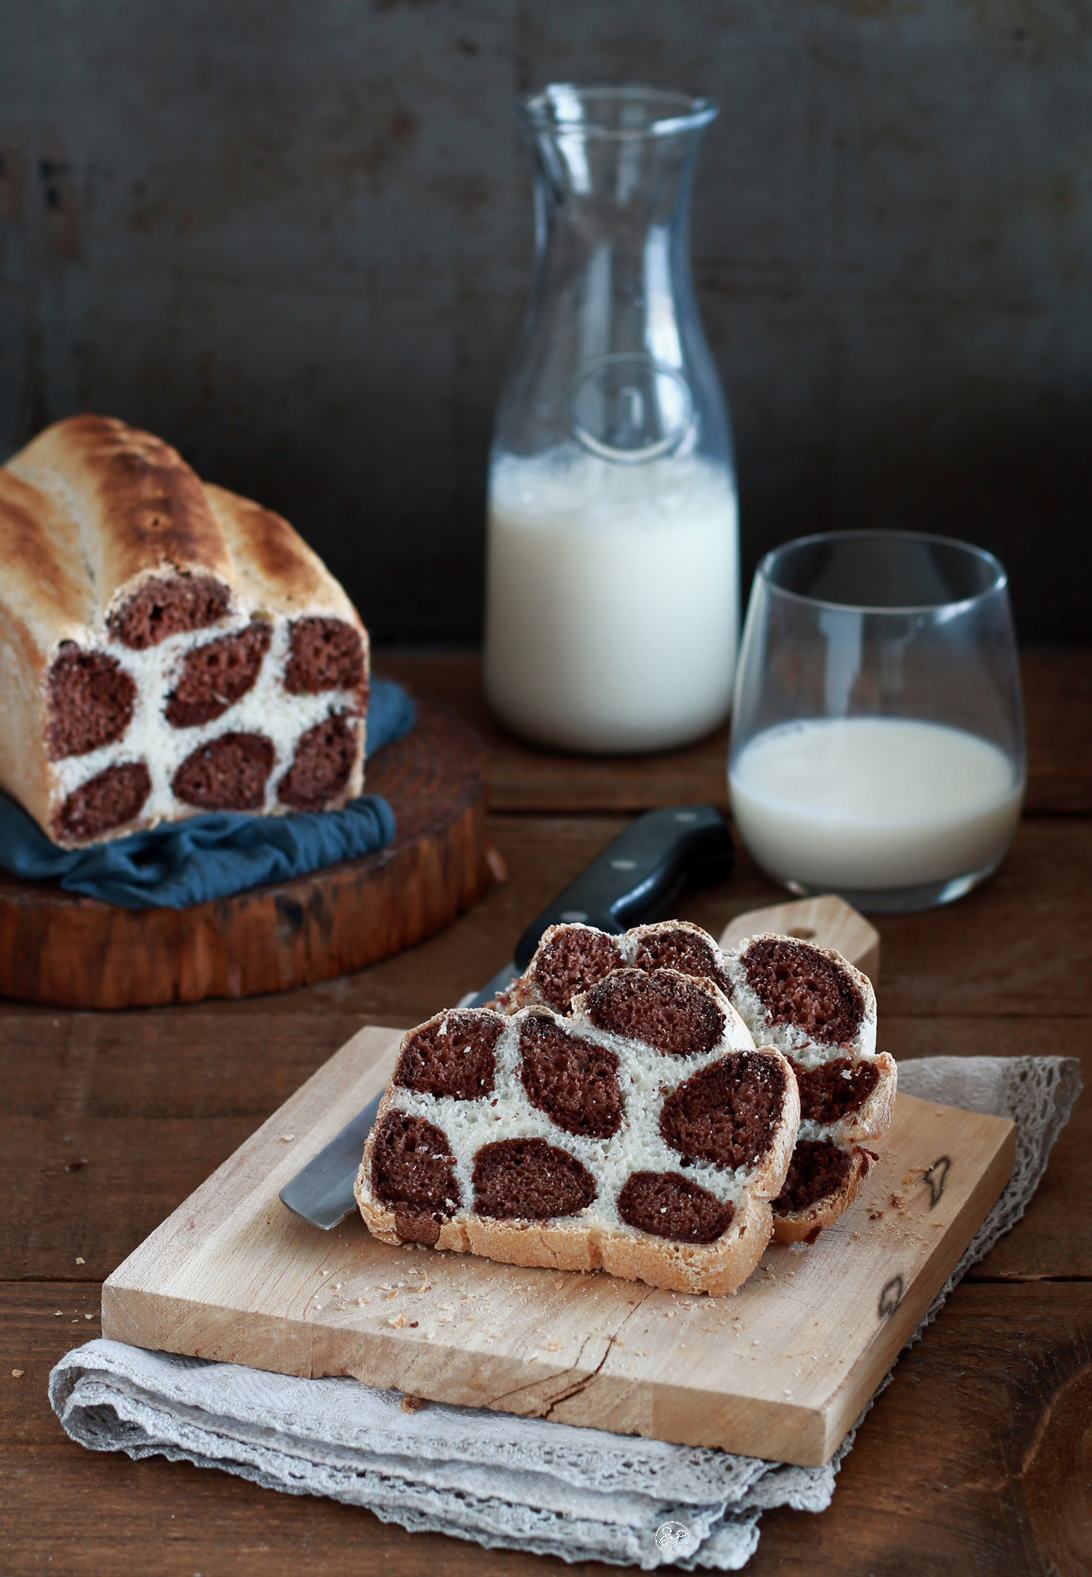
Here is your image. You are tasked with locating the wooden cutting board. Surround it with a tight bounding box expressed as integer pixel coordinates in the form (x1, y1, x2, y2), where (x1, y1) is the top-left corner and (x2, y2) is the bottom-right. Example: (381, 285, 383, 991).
(103, 948, 1015, 1466)
(0, 699, 491, 1010)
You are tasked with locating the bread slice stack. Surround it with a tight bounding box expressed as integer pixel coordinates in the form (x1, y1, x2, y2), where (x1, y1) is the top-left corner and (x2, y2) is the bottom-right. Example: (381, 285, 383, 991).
(494, 917, 895, 1244)
(355, 967, 800, 1296)
(0, 414, 369, 847)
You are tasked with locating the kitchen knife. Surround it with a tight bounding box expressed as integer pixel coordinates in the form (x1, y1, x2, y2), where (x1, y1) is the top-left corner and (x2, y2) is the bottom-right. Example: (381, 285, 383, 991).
(279, 804, 732, 1229)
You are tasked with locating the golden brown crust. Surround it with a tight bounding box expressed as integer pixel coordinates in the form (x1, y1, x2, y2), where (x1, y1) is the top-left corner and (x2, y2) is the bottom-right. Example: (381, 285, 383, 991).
(355, 1161, 776, 1295)
(832, 1052, 897, 1142)
(8, 415, 235, 620)
(0, 468, 93, 639)
(202, 484, 364, 627)
(770, 1144, 871, 1244)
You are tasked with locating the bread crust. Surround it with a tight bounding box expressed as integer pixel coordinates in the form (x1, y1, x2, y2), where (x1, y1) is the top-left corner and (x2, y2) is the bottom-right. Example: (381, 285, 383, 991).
(770, 1144, 871, 1245)
(7, 414, 235, 622)
(828, 1051, 897, 1143)
(202, 483, 364, 629)
(356, 1155, 780, 1296)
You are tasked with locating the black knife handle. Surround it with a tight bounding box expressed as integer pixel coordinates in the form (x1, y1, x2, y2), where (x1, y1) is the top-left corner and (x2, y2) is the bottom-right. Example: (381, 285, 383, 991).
(512, 804, 733, 971)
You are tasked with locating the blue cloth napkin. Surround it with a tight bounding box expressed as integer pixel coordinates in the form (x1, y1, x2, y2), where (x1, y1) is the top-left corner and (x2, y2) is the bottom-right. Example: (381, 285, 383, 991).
(0, 677, 416, 911)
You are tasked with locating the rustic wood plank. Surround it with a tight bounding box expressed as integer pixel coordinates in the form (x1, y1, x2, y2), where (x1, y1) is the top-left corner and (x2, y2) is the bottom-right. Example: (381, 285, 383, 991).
(673, 818, 1092, 1020)
(750, 1280, 1092, 1577)
(2, 805, 1089, 1028)
(44, 809, 1078, 1024)
(1021, 648, 1092, 817)
(4, 1280, 1090, 1576)
(377, 649, 1092, 817)
(0, 1013, 363, 1283)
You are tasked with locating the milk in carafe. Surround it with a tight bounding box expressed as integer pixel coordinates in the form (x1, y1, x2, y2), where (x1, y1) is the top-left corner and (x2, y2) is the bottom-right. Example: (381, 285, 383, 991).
(484, 448, 738, 753)
(485, 86, 737, 753)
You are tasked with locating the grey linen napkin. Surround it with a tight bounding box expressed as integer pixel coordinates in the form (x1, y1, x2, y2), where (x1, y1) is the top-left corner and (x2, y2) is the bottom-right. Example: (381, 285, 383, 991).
(49, 1054, 1080, 1572)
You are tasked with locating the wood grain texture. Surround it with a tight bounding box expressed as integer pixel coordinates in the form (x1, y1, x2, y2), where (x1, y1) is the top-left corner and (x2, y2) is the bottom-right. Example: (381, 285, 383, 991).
(378, 648, 1092, 817)
(5, 808, 1084, 1026)
(5, 1281, 1092, 1577)
(0, 702, 492, 1010)
(101, 1025, 1013, 1467)
(1, 650, 1089, 1575)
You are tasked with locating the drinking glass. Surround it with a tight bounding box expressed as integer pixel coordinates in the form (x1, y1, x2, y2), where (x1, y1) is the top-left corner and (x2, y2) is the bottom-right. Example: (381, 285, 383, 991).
(728, 531, 1025, 913)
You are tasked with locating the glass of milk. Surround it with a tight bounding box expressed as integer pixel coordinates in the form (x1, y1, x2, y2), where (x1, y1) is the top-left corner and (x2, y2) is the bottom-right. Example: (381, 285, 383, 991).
(484, 85, 738, 754)
(729, 532, 1025, 912)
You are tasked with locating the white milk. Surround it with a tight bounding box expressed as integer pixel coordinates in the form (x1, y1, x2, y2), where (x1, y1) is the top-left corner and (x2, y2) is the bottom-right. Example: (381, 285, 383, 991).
(730, 716, 1023, 892)
(484, 448, 738, 752)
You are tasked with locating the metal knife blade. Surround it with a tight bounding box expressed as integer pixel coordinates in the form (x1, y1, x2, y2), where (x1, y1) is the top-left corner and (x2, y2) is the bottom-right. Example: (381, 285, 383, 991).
(278, 1091, 384, 1230)
(279, 803, 732, 1229)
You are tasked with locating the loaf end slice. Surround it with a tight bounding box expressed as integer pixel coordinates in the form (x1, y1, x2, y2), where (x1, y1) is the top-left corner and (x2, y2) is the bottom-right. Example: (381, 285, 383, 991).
(355, 974, 801, 1296)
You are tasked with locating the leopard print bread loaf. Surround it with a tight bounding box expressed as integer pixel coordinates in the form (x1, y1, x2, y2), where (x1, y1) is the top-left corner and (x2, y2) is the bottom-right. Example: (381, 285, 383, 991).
(498, 918, 895, 1243)
(355, 967, 800, 1296)
(0, 414, 368, 846)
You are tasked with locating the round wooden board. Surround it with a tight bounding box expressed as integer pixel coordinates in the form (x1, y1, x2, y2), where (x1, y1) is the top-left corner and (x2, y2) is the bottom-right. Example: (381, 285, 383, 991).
(0, 702, 491, 1010)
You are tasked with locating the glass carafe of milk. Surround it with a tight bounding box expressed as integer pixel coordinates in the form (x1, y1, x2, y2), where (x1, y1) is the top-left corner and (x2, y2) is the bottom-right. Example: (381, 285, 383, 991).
(484, 84, 737, 753)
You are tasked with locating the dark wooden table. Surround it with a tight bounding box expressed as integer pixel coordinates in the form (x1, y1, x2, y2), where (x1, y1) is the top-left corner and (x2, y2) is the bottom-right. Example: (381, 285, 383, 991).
(4, 650, 1091, 1576)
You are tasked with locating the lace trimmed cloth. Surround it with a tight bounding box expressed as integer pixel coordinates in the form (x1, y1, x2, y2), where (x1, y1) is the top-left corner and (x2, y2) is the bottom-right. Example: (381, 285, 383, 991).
(49, 1054, 1080, 1571)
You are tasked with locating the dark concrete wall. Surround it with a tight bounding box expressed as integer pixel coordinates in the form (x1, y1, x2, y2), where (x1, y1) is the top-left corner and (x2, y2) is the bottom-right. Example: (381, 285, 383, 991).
(1, 0, 1089, 643)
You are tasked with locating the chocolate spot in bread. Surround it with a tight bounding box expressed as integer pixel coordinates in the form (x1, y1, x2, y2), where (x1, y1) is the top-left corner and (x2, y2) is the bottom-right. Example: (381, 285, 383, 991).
(518, 1015, 622, 1139)
(632, 927, 731, 996)
(47, 646, 136, 759)
(283, 617, 365, 695)
(773, 1139, 853, 1216)
(108, 575, 231, 650)
(660, 1051, 787, 1169)
(276, 714, 357, 810)
(394, 1210, 442, 1246)
(742, 937, 864, 1045)
(54, 761, 150, 841)
(395, 1011, 500, 1101)
(585, 969, 726, 1058)
(372, 1112, 460, 1225)
(172, 731, 274, 810)
(530, 926, 624, 1013)
(617, 1171, 735, 1243)
(164, 621, 271, 728)
(472, 1138, 596, 1220)
(790, 1057, 880, 1124)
